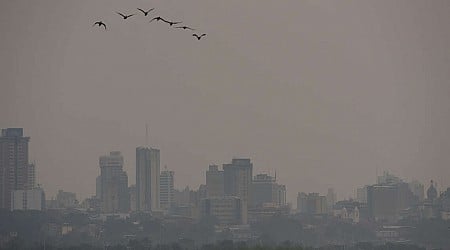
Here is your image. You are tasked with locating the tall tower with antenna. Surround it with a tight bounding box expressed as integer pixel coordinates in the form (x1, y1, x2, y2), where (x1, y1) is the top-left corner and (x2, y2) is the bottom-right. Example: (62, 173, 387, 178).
(136, 123, 160, 211)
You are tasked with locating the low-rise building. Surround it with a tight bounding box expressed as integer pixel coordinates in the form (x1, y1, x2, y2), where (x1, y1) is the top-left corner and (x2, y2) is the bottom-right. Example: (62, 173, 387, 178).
(200, 196, 242, 225)
(11, 188, 45, 211)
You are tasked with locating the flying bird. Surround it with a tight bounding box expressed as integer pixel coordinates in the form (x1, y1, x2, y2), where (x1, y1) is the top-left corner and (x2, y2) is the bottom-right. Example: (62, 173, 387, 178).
(175, 25, 195, 31)
(149, 16, 167, 23)
(93, 21, 107, 29)
(137, 8, 154, 16)
(193, 33, 206, 40)
(163, 20, 182, 26)
(116, 12, 135, 19)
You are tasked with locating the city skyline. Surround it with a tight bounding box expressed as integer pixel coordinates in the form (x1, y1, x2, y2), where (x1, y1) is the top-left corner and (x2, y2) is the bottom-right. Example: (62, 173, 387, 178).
(2, 0, 450, 204)
(0, 127, 443, 210)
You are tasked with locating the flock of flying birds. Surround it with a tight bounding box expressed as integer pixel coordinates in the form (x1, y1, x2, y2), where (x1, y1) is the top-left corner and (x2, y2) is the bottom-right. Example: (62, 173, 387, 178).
(93, 7, 207, 40)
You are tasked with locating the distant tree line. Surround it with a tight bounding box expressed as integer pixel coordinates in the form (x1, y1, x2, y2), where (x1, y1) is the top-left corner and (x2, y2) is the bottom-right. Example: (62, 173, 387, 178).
(1, 239, 426, 250)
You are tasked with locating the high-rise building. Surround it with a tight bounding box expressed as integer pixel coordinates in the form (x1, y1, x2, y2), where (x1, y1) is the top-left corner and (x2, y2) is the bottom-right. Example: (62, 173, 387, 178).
(326, 188, 337, 211)
(206, 165, 224, 197)
(98, 151, 129, 213)
(136, 146, 160, 211)
(252, 173, 286, 208)
(223, 158, 253, 224)
(160, 169, 175, 210)
(0, 128, 36, 209)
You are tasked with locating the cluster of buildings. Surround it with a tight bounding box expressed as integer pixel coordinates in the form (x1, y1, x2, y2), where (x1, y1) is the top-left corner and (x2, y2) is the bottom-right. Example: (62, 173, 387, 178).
(2, 127, 450, 235)
(295, 171, 450, 228)
(88, 153, 288, 226)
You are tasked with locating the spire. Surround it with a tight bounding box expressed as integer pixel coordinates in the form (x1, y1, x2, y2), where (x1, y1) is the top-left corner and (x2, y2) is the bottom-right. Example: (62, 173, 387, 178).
(145, 123, 149, 147)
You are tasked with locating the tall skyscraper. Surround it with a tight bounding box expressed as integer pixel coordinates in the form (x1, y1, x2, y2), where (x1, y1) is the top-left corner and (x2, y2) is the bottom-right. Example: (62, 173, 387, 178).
(223, 158, 253, 224)
(98, 151, 129, 213)
(0, 128, 35, 209)
(136, 146, 160, 211)
(160, 168, 175, 210)
(206, 165, 224, 197)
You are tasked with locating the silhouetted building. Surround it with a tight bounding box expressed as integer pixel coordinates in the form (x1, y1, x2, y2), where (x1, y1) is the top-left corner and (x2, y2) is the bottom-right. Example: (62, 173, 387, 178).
(297, 192, 327, 215)
(427, 180, 438, 201)
(206, 165, 224, 197)
(136, 146, 160, 211)
(0, 128, 36, 209)
(223, 158, 253, 224)
(368, 183, 419, 223)
(368, 185, 398, 222)
(200, 196, 242, 225)
(377, 171, 402, 185)
(333, 200, 368, 223)
(421, 180, 440, 219)
(56, 190, 77, 208)
(409, 180, 424, 201)
(172, 186, 202, 218)
(98, 151, 129, 213)
(252, 173, 286, 208)
(160, 168, 175, 210)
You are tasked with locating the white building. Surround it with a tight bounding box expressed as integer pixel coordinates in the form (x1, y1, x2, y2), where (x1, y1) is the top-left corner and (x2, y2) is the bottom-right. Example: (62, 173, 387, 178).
(11, 188, 45, 211)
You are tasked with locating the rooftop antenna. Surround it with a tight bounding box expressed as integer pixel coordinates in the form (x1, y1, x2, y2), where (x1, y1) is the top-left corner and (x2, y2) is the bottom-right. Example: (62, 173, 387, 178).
(375, 164, 379, 184)
(145, 123, 149, 147)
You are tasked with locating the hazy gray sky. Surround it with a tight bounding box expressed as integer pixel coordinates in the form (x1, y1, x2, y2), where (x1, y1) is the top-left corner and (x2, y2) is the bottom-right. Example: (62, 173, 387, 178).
(1, 0, 450, 203)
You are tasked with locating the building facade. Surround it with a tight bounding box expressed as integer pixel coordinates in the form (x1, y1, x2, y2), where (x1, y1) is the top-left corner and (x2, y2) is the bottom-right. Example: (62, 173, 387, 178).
(160, 169, 175, 210)
(356, 186, 368, 204)
(11, 187, 45, 211)
(98, 151, 129, 213)
(200, 196, 242, 225)
(252, 173, 286, 208)
(56, 190, 77, 209)
(297, 192, 327, 215)
(136, 146, 160, 211)
(0, 128, 35, 209)
(223, 158, 253, 224)
(206, 165, 224, 197)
